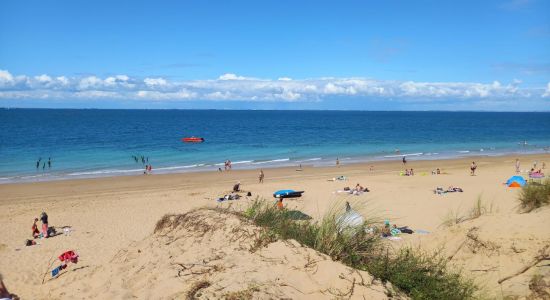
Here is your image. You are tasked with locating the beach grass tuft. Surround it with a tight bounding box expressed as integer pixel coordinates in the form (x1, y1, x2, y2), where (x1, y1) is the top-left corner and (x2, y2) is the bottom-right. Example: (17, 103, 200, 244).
(440, 195, 493, 227)
(518, 179, 550, 213)
(240, 198, 477, 300)
(186, 280, 211, 300)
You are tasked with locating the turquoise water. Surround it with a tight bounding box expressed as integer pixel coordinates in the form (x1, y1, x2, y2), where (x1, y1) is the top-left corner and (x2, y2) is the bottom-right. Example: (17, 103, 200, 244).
(1, 109, 549, 183)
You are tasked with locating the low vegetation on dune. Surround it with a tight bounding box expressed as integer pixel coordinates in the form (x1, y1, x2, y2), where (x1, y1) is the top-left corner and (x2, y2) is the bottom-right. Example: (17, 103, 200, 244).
(518, 180, 550, 213)
(241, 199, 477, 300)
(440, 195, 494, 227)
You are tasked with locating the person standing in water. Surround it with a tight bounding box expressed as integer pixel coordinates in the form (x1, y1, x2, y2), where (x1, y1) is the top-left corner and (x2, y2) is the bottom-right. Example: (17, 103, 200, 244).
(259, 169, 264, 183)
(515, 159, 520, 174)
(48, 157, 51, 169)
(42, 162, 46, 170)
(36, 158, 40, 169)
(336, 157, 340, 167)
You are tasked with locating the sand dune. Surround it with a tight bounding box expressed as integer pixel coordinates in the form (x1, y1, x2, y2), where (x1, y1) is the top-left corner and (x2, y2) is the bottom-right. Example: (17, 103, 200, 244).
(35, 209, 393, 299)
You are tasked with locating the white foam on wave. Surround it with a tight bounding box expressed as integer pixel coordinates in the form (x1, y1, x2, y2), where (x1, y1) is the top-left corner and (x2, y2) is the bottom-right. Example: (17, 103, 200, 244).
(231, 160, 253, 165)
(297, 157, 322, 162)
(252, 158, 290, 164)
(154, 164, 201, 171)
(68, 169, 144, 176)
(457, 150, 470, 153)
(383, 152, 423, 158)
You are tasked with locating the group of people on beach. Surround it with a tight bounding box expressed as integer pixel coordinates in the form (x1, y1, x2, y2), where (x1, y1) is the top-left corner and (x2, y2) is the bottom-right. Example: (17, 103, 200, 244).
(31, 211, 50, 239)
(218, 160, 233, 172)
(132, 155, 153, 175)
(404, 168, 414, 176)
(224, 160, 232, 171)
(35, 157, 52, 170)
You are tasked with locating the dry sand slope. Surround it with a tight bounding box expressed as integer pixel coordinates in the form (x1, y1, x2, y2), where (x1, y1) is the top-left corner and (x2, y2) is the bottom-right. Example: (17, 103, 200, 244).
(38, 209, 395, 299)
(416, 208, 550, 299)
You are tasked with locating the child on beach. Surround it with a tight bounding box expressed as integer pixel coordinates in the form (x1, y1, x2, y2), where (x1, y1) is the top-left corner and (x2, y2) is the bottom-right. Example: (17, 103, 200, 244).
(470, 161, 477, 176)
(277, 198, 284, 210)
(32, 218, 40, 238)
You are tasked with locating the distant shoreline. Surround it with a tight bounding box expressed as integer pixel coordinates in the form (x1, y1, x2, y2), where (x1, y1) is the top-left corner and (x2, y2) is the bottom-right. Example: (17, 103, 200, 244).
(1, 150, 549, 185)
(2, 153, 548, 192)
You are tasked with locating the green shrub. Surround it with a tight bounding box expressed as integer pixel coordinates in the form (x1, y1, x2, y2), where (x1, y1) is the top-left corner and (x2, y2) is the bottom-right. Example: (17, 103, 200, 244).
(519, 180, 550, 212)
(367, 248, 477, 300)
(239, 199, 477, 299)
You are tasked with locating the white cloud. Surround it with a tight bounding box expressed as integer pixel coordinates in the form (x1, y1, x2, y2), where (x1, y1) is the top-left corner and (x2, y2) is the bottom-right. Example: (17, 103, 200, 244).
(0, 70, 14, 86)
(0, 70, 548, 110)
(79, 76, 103, 90)
(144, 77, 167, 87)
(35, 74, 52, 83)
(218, 73, 248, 80)
(56, 76, 69, 85)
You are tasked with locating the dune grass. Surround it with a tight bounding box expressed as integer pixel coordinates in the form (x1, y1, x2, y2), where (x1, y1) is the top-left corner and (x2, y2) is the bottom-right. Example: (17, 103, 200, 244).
(440, 195, 494, 228)
(241, 199, 477, 300)
(518, 179, 550, 213)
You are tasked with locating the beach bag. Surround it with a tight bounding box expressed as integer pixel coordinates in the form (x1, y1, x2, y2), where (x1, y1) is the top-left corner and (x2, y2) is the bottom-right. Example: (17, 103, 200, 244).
(400, 228, 414, 234)
(247, 192, 252, 196)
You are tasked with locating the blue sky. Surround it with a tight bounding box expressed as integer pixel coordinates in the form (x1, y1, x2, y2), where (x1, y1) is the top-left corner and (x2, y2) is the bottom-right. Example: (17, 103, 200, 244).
(0, 0, 549, 110)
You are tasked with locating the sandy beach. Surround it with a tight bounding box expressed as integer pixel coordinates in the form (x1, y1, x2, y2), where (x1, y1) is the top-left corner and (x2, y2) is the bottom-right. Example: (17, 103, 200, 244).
(1, 153, 549, 299)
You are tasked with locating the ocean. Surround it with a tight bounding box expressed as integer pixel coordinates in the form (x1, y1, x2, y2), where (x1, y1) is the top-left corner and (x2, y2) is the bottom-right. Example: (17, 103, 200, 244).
(1, 109, 549, 183)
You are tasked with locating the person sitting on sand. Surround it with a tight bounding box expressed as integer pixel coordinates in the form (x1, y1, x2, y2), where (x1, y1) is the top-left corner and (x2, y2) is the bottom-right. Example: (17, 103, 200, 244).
(381, 222, 391, 237)
(405, 169, 410, 176)
(32, 218, 40, 238)
(233, 181, 241, 192)
(410, 168, 414, 176)
(437, 168, 441, 174)
(40, 211, 49, 238)
(447, 186, 463, 192)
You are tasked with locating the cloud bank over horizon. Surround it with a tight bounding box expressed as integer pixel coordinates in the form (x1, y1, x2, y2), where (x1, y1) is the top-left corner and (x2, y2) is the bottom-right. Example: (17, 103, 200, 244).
(0, 69, 548, 110)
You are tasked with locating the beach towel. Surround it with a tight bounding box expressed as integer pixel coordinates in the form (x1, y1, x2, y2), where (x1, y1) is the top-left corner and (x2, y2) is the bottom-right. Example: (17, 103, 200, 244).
(59, 250, 78, 264)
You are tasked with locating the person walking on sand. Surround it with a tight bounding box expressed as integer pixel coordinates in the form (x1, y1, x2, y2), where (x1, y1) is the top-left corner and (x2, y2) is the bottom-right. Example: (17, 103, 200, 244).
(515, 159, 520, 174)
(470, 161, 477, 176)
(402, 156, 407, 166)
(259, 169, 264, 183)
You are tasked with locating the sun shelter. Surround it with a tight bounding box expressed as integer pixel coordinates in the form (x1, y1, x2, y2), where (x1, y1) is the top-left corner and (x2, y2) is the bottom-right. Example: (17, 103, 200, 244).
(506, 176, 526, 187)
